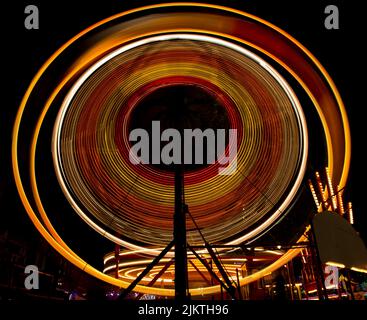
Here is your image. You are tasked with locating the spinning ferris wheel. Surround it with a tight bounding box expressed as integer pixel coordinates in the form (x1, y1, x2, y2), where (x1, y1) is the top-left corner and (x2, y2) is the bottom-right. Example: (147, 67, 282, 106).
(12, 3, 350, 299)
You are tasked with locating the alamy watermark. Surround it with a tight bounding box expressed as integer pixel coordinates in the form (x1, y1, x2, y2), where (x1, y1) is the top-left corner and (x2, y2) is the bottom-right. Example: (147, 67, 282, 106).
(24, 5, 39, 30)
(129, 121, 237, 175)
(324, 5, 339, 30)
(23, 4, 340, 31)
(24, 264, 39, 289)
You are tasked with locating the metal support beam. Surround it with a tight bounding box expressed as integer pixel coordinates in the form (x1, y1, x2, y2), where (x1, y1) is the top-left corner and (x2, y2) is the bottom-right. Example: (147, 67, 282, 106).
(136, 259, 174, 300)
(186, 209, 236, 298)
(188, 244, 236, 299)
(204, 242, 236, 297)
(189, 260, 211, 286)
(118, 240, 174, 299)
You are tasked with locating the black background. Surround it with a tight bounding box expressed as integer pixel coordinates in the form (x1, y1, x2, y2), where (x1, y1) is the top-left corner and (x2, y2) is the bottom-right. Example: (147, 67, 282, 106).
(2, 0, 365, 239)
(0, 0, 366, 311)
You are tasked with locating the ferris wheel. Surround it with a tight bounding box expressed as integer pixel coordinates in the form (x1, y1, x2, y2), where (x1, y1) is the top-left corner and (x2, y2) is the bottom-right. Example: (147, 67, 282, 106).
(12, 3, 350, 299)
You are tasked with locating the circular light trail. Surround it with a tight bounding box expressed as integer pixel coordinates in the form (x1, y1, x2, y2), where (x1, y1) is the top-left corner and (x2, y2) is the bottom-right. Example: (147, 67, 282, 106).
(102, 248, 283, 288)
(53, 34, 308, 247)
(12, 3, 350, 296)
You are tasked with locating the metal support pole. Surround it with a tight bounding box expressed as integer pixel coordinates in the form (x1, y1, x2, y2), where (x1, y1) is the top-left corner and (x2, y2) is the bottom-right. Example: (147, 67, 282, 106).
(310, 221, 329, 300)
(174, 165, 188, 301)
(345, 269, 355, 300)
(236, 268, 243, 300)
(286, 263, 294, 300)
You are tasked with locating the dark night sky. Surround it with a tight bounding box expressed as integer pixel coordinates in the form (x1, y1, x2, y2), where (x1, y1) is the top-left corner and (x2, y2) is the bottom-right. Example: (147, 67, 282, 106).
(1, 0, 365, 269)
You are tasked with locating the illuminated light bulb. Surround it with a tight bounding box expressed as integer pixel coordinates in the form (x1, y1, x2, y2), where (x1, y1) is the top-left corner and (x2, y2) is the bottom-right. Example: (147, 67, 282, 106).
(336, 185, 345, 216)
(315, 172, 328, 210)
(325, 167, 337, 211)
(308, 179, 320, 209)
(348, 202, 354, 224)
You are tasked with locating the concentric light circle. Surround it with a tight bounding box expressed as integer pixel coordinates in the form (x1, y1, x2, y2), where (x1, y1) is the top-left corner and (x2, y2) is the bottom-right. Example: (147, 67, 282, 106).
(12, 3, 350, 296)
(53, 34, 308, 247)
